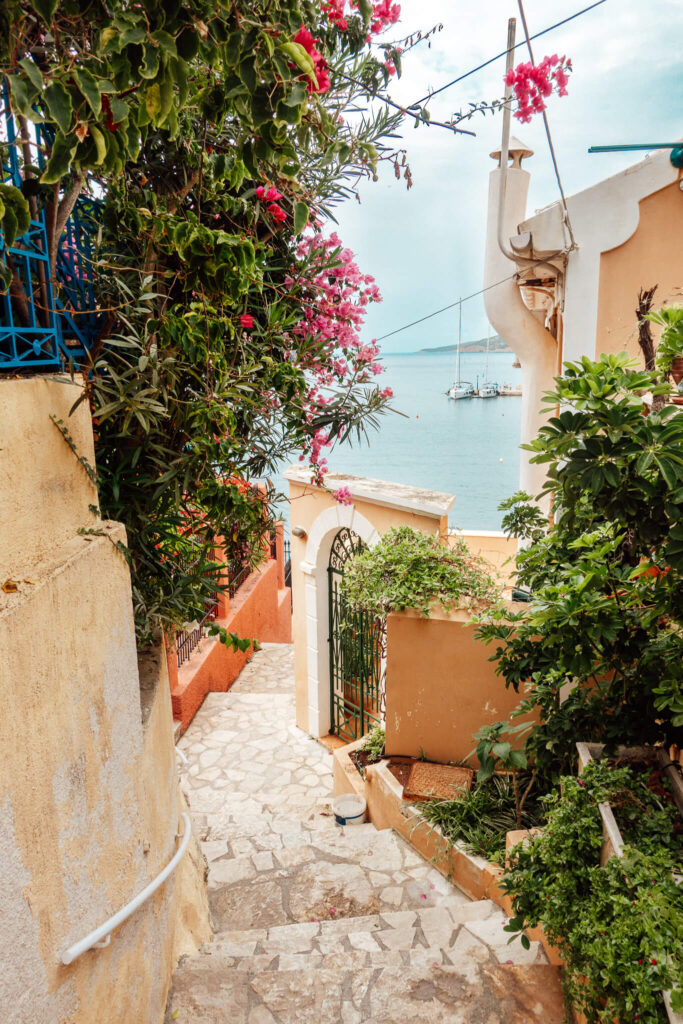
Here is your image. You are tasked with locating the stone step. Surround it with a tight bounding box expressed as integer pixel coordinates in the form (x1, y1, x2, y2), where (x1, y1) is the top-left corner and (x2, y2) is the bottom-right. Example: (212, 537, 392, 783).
(205, 900, 546, 969)
(187, 797, 341, 844)
(166, 960, 565, 1023)
(204, 825, 471, 933)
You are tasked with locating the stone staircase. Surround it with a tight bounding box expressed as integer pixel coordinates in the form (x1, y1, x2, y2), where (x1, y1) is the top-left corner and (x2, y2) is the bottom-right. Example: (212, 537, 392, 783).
(167, 802, 563, 1023)
(167, 646, 564, 1023)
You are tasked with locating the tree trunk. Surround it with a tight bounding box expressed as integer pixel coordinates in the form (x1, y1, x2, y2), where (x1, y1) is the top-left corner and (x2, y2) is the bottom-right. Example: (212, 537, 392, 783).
(636, 285, 666, 413)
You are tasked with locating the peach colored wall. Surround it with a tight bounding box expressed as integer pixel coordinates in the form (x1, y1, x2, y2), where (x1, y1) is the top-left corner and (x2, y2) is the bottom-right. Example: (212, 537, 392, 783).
(170, 559, 292, 730)
(449, 530, 517, 584)
(288, 477, 449, 736)
(596, 178, 683, 362)
(384, 605, 531, 764)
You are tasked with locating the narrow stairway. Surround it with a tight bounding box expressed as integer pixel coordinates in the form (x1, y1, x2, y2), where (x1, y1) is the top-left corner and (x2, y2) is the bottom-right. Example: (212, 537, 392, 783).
(167, 644, 564, 1023)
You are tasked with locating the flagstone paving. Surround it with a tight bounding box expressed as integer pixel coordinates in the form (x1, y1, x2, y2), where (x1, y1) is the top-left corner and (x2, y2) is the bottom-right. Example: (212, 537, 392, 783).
(167, 643, 564, 1023)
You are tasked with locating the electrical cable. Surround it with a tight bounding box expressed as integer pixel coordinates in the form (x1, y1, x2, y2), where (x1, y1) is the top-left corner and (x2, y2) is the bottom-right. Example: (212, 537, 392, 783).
(516, 0, 577, 250)
(410, 0, 607, 107)
(375, 254, 562, 342)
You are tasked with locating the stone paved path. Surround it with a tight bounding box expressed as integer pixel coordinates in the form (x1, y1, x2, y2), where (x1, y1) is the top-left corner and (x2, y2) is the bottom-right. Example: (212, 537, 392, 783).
(167, 643, 564, 1023)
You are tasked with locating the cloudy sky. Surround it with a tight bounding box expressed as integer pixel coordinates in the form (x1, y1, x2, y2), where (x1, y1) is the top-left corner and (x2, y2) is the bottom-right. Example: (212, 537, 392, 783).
(333, 0, 683, 353)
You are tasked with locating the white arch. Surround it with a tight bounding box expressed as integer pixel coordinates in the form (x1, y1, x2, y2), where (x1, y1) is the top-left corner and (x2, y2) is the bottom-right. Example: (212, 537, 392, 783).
(299, 504, 379, 737)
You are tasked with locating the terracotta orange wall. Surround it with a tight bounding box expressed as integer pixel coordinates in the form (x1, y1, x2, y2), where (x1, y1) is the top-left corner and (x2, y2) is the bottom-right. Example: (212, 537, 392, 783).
(384, 604, 532, 764)
(170, 559, 291, 730)
(596, 178, 683, 361)
(449, 530, 517, 584)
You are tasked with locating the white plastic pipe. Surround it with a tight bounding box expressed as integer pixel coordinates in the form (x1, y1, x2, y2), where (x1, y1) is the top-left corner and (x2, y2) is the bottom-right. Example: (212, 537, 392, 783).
(60, 812, 191, 965)
(497, 18, 518, 261)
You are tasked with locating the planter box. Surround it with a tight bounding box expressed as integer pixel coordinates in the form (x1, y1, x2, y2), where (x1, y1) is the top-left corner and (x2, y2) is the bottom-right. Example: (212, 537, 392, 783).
(577, 742, 683, 1024)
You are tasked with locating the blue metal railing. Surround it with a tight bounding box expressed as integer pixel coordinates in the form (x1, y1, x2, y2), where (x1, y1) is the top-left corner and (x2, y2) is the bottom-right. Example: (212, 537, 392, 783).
(1, 89, 105, 372)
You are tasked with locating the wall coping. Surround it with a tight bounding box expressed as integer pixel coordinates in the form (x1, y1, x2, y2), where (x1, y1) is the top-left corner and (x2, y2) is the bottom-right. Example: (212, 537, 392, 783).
(284, 465, 455, 520)
(387, 597, 527, 625)
(449, 528, 507, 539)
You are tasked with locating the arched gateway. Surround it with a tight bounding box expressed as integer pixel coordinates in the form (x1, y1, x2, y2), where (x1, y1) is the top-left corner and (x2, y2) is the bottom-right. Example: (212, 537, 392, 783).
(327, 527, 383, 742)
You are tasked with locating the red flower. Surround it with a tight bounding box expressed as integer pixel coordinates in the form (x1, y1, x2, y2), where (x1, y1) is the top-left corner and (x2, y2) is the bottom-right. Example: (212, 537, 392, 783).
(266, 186, 283, 202)
(268, 203, 287, 223)
(293, 25, 331, 94)
(255, 186, 266, 199)
(239, 314, 254, 329)
(652, 959, 657, 965)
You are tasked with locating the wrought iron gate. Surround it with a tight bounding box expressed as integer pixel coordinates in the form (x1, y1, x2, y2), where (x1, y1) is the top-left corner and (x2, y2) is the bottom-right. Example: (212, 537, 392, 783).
(328, 527, 383, 741)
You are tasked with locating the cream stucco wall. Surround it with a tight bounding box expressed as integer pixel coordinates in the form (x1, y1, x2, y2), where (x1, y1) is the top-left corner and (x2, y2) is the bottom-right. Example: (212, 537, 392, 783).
(0, 378, 209, 1024)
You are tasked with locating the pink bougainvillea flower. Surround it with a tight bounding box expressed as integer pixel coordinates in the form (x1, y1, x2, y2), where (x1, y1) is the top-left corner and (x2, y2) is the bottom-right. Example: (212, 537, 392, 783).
(239, 314, 254, 329)
(266, 186, 283, 202)
(268, 203, 287, 223)
(333, 486, 353, 506)
(504, 55, 572, 123)
(255, 185, 266, 199)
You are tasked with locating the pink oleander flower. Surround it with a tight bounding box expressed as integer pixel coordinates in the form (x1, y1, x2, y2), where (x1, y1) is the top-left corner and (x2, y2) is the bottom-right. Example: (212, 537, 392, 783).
(333, 486, 353, 506)
(380, 386, 393, 399)
(239, 313, 254, 329)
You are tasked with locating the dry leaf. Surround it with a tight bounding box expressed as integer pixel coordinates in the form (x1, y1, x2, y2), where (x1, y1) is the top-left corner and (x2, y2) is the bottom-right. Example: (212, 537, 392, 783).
(75, 121, 89, 142)
(2, 579, 19, 593)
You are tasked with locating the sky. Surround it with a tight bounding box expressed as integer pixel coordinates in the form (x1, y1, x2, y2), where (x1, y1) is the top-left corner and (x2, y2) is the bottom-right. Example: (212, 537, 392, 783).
(333, 0, 683, 353)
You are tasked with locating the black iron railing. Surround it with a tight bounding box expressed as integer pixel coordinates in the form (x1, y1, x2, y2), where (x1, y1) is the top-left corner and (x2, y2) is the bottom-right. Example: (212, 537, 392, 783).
(284, 537, 291, 589)
(227, 559, 251, 598)
(175, 595, 219, 668)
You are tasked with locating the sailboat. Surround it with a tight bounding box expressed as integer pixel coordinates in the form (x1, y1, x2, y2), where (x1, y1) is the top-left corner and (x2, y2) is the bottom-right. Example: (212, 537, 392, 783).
(476, 329, 499, 397)
(446, 300, 474, 400)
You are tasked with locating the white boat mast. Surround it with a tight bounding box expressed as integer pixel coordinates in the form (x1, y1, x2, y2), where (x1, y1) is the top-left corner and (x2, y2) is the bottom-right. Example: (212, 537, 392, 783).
(457, 298, 462, 382)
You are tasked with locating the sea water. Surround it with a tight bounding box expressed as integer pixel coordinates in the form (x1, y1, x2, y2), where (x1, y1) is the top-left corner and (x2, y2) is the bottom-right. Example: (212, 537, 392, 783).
(274, 350, 523, 531)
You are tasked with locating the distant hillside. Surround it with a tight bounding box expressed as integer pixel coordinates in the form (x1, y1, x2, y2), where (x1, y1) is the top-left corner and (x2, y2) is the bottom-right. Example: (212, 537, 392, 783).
(417, 335, 511, 354)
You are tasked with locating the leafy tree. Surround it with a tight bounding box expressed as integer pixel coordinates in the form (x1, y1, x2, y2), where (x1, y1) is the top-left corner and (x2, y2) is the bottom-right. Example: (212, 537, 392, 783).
(1, 0, 414, 644)
(477, 354, 683, 781)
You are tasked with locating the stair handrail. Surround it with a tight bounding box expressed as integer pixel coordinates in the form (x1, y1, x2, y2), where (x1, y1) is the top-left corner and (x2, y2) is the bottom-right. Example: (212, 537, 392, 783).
(60, 812, 191, 965)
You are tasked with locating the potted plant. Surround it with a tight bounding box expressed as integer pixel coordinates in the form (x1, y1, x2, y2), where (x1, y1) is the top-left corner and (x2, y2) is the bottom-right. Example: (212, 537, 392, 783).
(648, 305, 683, 385)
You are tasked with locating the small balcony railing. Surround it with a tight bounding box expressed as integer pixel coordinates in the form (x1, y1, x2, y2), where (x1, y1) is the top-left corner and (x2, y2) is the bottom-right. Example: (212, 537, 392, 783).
(175, 595, 219, 668)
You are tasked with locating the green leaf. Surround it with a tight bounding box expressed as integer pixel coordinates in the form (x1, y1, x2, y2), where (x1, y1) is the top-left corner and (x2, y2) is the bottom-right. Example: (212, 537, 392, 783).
(19, 57, 43, 92)
(89, 125, 107, 165)
(284, 82, 308, 107)
(2, 208, 18, 247)
(492, 741, 511, 761)
(44, 80, 73, 133)
(151, 29, 177, 56)
(520, 934, 531, 950)
(0, 186, 30, 239)
(293, 201, 309, 235)
(7, 74, 38, 121)
(279, 42, 316, 84)
(98, 26, 120, 53)
(140, 44, 160, 80)
(109, 96, 129, 124)
(0, 261, 12, 291)
(73, 68, 102, 117)
(145, 83, 162, 120)
(30, 0, 58, 24)
(40, 132, 77, 184)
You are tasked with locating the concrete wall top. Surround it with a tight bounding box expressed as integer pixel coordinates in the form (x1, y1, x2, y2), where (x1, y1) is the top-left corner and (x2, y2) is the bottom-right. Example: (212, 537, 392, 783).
(283, 465, 455, 520)
(0, 376, 98, 579)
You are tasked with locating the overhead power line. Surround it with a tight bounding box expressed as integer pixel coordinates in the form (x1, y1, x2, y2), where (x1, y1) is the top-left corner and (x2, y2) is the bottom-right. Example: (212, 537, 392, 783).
(411, 0, 608, 108)
(375, 256, 561, 343)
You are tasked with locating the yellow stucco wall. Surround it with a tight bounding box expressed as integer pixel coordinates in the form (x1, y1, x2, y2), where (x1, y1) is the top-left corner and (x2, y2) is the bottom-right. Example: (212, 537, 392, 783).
(596, 178, 683, 361)
(0, 378, 209, 1024)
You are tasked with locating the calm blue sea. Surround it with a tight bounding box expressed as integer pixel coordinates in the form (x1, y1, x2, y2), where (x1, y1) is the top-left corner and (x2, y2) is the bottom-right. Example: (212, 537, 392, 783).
(274, 350, 523, 531)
